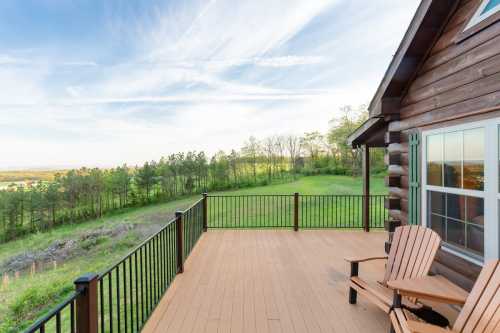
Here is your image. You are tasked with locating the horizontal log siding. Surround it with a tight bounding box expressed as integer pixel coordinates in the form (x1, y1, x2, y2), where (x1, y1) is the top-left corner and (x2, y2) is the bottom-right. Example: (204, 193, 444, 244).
(389, 0, 500, 289)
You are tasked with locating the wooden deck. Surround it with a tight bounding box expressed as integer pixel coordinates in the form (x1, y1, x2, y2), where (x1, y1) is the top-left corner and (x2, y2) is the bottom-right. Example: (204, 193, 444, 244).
(143, 230, 391, 333)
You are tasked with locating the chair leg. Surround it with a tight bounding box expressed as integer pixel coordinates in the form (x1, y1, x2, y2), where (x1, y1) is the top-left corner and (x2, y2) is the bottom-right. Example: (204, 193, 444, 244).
(349, 287, 357, 304)
(348, 262, 359, 304)
(389, 325, 396, 333)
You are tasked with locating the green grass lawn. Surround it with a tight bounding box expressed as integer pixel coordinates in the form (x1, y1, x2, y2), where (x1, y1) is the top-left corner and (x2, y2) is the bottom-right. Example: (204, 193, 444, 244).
(211, 174, 387, 195)
(207, 175, 387, 229)
(0, 175, 385, 332)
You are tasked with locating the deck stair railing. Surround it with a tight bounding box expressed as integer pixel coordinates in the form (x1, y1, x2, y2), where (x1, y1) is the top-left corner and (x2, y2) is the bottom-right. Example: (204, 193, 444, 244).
(24, 192, 387, 333)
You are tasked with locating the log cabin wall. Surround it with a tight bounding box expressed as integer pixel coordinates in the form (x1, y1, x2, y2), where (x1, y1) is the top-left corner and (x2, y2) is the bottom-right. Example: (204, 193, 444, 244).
(387, 0, 500, 291)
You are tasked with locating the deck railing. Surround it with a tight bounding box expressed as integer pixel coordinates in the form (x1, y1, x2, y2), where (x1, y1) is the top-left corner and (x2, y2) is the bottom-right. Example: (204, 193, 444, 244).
(24, 198, 205, 333)
(24, 193, 386, 333)
(207, 193, 387, 229)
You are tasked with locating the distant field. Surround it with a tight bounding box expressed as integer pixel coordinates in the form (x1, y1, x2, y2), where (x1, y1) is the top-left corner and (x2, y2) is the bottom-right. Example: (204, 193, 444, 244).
(0, 175, 385, 332)
(0, 169, 66, 183)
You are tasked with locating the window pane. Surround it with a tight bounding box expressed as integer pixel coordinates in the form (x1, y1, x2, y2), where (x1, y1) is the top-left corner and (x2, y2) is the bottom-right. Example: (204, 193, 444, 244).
(447, 219, 465, 248)
(429, 191, 445, 215)
(444, 132, 462, 188)
(466, 196, 484, 225)
(463, 128, 484, 190)
(467, 224, 484, 255)
(427, 134, 443, 186)
(430, 214, 445, 239)
(483, 0, 500, 14)
(446, 193, 465, 221)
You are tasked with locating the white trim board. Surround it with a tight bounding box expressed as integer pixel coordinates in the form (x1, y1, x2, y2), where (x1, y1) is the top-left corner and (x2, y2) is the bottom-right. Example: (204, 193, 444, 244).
(421, 118, 500, 264)
(465, 0, 500, 31)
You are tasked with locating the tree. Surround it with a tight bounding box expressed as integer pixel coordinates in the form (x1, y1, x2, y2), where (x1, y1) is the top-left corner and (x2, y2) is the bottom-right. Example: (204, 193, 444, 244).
(301, 132, 325, 168)
(327, 104, 374, 176)
(241, 136, 260, 183)
(262, 137, 276, 181)
(135, 161, 158, 201)
(286, 135, 302, 173)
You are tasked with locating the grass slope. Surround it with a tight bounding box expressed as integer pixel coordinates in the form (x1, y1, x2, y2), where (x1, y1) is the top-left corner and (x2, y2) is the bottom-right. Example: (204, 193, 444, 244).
(0, 175, 384, 332)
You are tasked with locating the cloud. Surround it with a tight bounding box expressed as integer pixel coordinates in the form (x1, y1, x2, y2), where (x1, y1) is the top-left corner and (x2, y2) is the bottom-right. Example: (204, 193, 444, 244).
(0, 54, 29, 66)
(253, 56, 326, 67)
(60, 61, 98, 67)
(0, 0, 420, 168)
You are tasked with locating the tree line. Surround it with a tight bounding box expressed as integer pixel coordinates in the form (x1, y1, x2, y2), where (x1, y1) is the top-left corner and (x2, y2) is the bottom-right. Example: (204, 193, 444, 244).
(0, 105, 384, 242)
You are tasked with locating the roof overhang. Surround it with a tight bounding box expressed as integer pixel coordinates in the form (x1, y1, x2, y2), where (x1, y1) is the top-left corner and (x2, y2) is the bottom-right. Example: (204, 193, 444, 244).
(369, 0, 459, 118)
(348, 0, 459, 148)
(347, 117, 387, 148)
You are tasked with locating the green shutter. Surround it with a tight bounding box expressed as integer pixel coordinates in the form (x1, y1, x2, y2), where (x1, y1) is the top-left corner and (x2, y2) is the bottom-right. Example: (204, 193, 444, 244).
(408, 132, 421, 225)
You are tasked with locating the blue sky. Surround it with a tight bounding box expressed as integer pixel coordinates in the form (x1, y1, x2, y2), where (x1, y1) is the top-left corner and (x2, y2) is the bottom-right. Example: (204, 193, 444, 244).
(0, 0, 419, 169)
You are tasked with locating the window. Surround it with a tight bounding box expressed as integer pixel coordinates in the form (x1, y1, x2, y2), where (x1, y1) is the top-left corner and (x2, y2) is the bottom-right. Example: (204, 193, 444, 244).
(428, 191, 484, 257)
(425, 129, 484, 190)
(422, 121, 500, 263)
(483, 0, 500, 14)
(463, 0, 500, 32)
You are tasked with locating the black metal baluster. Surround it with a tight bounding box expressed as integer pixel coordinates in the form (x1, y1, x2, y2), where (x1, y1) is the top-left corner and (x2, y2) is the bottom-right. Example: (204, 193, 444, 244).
(148, 241, 153, 312)
(161, 229, 165, 293)
(56, 311, 61, 333)
(116, 268, 121, 332)
(108, 274, 113, 333)
(123, 262, 127, 333)
(135, 252, 139, 330)
(129, 256, 133, 333)
(140, 247, 145, 324)
(154, 236, 158, 303)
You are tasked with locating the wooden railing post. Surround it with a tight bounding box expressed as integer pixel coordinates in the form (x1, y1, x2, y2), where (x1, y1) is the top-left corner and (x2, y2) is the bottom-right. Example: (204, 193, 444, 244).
(175, 211, 184, 273)
(294, 192, 299, 231)
(74, 273, 98, 333)
(362, 145, 370, 232)
(202, 193, 208, 232)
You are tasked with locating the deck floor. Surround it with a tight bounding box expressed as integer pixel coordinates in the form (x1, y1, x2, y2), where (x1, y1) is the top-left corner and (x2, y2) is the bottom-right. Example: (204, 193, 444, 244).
(143, 230, 390, 333)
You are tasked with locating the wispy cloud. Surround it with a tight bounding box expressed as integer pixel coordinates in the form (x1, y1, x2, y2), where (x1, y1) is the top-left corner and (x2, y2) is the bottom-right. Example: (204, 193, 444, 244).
(0, 0, 420, 168)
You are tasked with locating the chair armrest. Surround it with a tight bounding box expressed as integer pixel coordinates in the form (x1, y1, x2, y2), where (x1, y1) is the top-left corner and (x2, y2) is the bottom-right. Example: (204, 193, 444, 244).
(387, 275, 468, 305)
(344, 256, 387, 263)
(407, 320, 456, 333)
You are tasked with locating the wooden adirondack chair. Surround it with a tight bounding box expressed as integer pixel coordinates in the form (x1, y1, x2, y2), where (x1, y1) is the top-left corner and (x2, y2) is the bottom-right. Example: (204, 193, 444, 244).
(345, 225, 441, 313)
(389, 260, 500, 333)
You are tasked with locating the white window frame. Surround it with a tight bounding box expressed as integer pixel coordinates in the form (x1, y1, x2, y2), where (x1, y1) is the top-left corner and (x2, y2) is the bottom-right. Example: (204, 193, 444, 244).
(422, 119, 500, 266)
(465, 0, 500, 31)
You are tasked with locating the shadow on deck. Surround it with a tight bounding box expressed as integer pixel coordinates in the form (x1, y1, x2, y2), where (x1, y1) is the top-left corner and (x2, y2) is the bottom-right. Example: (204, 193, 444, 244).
(143, 230, 390, 333)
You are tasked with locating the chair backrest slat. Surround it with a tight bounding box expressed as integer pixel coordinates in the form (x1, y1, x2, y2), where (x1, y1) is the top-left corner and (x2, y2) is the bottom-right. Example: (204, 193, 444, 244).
(411, 228, 433, 277)
(454, 260, 500, 333)
(385, 226, 409, 282)
(415, 229, 441, 278)
(384, 226, 405, 282)
(383, 225, 441, 285)
(395, 226, 419, 280)
(403, 226, 426, 280)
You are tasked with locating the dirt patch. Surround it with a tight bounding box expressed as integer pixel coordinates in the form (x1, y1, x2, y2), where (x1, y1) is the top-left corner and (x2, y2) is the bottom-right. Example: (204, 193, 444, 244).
(0, 239, 78, 274)
(0, 223, 136, 275)
(0, 206, 178, 276)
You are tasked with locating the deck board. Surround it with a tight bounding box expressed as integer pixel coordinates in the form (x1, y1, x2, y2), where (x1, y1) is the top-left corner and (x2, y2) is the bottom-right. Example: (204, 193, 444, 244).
(142, 230, 391, 333)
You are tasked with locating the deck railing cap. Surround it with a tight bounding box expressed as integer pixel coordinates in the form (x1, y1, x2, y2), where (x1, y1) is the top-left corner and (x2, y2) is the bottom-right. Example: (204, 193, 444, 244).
(74, 273, 99, 284)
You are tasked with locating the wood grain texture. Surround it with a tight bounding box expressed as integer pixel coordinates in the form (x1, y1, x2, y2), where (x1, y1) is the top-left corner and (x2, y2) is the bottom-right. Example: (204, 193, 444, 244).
(382, 1, 500, 295)
(142, 230, 392, 333)
(390, 260, 500, 333)
(387, 275, 468, 305)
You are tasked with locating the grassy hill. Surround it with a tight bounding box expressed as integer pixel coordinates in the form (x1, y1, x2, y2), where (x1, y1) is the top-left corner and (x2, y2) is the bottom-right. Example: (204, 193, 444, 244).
(0, 175, 385, 332)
